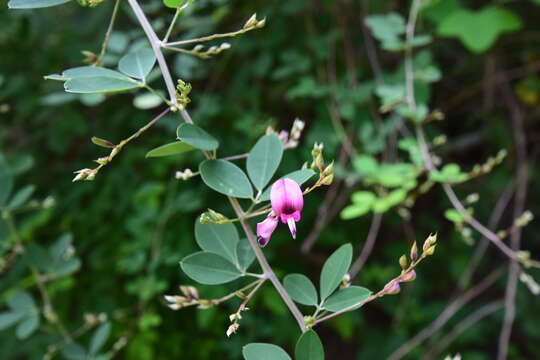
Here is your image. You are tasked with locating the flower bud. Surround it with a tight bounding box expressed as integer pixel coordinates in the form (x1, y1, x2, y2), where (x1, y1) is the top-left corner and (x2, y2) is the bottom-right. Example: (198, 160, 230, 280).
(399, 255, 408, 269)
(400, 270, 416, 282)
(410, 242, 418, 261)
(384, 280, 400, 295)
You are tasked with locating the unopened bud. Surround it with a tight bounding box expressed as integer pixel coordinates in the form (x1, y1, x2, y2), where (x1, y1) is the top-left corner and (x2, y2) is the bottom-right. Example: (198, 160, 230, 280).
(424, 245, 436, 256)
(91, 136, 114, 148)
(243, 14, 257, 29)
(256, 18, 266, 28)
(399, 255, 408, 269)
(226, 323, 239, 337)
(423, 233, 437, 251)
(410, 242, 418, 261)
(384, 280, 400, 295)
(400, 270, 416, 282)
(180, 285, 199, 300)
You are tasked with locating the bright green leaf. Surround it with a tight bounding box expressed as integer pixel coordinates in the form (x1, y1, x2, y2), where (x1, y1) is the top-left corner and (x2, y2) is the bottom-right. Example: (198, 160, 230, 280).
(180, 252, 242, 285)
(340, 203, 371, 220)
(145, 142, 196, 158)
(247, 135, 283, 191)
(283, 274, 318, 306)
(199, 160, 253, 199)
(320, 244, 353, 301)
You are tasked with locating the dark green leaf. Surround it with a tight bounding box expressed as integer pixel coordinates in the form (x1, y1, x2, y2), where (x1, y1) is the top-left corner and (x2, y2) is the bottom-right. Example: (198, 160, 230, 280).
(6, 185, 35, 210)
(180, 252, 242, 285)
(15, 314, 39, 339)
(295, 330, 324, 360)
(176, 123, 219, 151)
(60, 343, 87, 360)
(195, 218, 239, 265)
(243, 343, 292, 360)
(65, 76, 141, 94)
(247, 135, 283, 191)
(319, 244, 353, 300)
(145, 142, 196, 158)
(45, 66, 128, 81)
(0, 312, 25, 330)
(322, 286, 371, 312)
(89, 322, 111, 355)
(283, 274, 318, 306)
(199, 160, 253, 199)
(8, 0, 71, 9)
(0, 155, 13, 206)
(237, 239, 256, 272)
(118, 48, 156, 79)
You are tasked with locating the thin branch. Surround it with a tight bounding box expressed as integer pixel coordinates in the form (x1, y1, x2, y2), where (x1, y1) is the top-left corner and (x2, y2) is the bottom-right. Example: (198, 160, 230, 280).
(497, 76, 529, 360)
(96, 0, 122, 65)
(387, 267, 504, 360)
(423, 301, 504, 360)
(229, 197, 307, 332)
(349, 212, 383, 278)
(165, 27, 255, 47)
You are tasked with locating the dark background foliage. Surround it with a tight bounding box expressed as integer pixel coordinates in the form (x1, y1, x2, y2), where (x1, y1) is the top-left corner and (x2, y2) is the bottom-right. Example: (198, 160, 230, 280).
(1, 0, 540, 359)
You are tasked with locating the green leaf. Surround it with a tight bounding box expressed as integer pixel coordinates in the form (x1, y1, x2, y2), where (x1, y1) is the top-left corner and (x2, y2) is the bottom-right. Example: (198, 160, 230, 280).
(319, 244, 353, 301)
(195, 218, 239, 265)
(353, 155, 378, 175)
(437, 6, 522, 53)
(340, 203, 371, 220)
(6, 185, 35, 210)
(45, 66, 128, 81)
(322, 286, 372, 312)
(247, 135, 284, 191)
(145, 142, 195, 158)
(180, 252, 242, 285)
(259, 169, 316, 201)
(118, 48, 157, 80)
(365, 13, 405, 43)
(8, 292, 36, 313)
(60, 343, 87, 360)
(445, 209, 464, 223)
(199, 160, 253, 199)
(0, 312, 25, 330)
(243, 343, 292, 360)
(237, 239, 256, 272)
(49, 234, 81, 277)
(89, 322, 111, 355)
(65, 76, 141, 94)
(16, 314, 39, 339)
(163, 0, 183, 8)
(8, 0, 71, 9)
(133, 92, 163, 109)
(283, 274, 318, 306)
(0, 155, 13, 206)
(177, 123, 219, 151)
(295, 330, 324, 360)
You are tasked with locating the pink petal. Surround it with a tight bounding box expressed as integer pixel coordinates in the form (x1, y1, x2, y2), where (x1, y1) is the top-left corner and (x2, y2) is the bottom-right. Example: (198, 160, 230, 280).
(256, 216, 278, 247)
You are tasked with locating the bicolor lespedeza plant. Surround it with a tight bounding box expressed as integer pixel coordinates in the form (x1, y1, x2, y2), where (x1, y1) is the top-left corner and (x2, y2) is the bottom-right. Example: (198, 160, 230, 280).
(3, 0, 540, 359)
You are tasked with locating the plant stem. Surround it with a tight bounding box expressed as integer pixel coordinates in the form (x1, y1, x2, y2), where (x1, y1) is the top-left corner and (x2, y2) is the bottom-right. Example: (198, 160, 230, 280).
(229, 197, 307, 332)
(163, 5, 183, 44)
(97, 0, 122, 66)
(165, 27, 254, 47)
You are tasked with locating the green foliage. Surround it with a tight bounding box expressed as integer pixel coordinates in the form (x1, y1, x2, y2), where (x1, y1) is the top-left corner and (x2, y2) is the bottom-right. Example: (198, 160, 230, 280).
(319, 244, 352, 301)
(180, 251, 242, 285)
(118, 48, 156, 80)
(283, 273, 318, 306)
(322, 286, 371, 313)
(176, 123, 219, 151)
(243, 343, 292, 360)
(145, 141, 196, 158)
(247, 135, 283, 192)
(199, 160, 253, 199)
(8, 0, 72, 9)
(437, 6, 522, 53)
(295, 330, 324, 360)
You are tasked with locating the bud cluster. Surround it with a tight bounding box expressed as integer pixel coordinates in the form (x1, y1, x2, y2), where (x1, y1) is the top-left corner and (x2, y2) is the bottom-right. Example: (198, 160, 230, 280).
(243, 13, 266, 30)
(269, 118, 306, 149)
(468, 149, 507, 180)
(175, 80, 192, 110)
(175, 168, 196, 181)
(164, 286, 216, 310)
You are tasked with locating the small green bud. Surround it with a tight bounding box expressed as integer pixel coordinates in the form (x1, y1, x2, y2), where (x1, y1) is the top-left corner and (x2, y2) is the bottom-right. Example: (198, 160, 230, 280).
(410, 241, 418, 261)
(399, 255, 408, 269)
(91, 136, 114, 148)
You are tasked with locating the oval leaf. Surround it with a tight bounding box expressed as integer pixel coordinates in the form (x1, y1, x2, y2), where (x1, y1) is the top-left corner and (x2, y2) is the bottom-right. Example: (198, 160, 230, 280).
(8, 0, 71, 9)
(237, 239, 256, 272)
(322, 286, 372, 312)
(295, 330, 324, 360)
(146, 142, 195, 158)
(247, 135, 283, 191)
(199, 160, 253, 199)
(0, 312, 25, 330)
(259, 169, 315, 201)
(195, 218, 239, 265)
(89, 322, 111, 355)
(243, 343, 292, 360)
(16, 315, 39, 340)
(45, 66, 128, 81)
(65, 76, 141, 94)
(180, 252, 241, 285)
(319, 244, 353, 301)
(118, 48, 157, 79)
(283, 274, 318, 306)
(177, 123, 219, 151)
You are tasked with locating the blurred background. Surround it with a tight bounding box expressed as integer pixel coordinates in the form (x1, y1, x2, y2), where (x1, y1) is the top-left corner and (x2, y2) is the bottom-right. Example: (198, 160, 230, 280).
(1, 0, 540, 359)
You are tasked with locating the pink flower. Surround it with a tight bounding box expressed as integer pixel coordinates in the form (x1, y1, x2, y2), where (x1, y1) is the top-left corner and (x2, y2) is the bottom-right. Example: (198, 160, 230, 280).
(255, 178, 304, 247)
(256, 216, 278, 247)
(270, 178, 304, 239)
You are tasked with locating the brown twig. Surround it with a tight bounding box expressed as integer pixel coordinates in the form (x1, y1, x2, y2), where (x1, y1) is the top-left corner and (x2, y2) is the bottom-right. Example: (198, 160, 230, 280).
(497, 76, 529, 360)
(387, 267, 504, 360)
